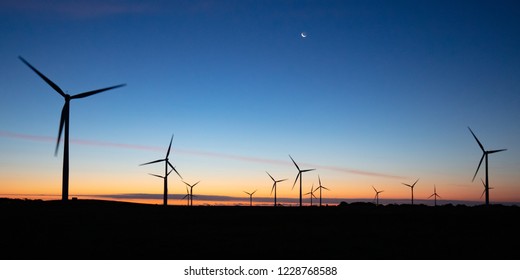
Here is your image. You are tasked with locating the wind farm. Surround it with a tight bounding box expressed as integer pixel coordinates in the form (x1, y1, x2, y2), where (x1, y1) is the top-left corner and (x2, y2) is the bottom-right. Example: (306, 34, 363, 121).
(1, 0, 520, 263)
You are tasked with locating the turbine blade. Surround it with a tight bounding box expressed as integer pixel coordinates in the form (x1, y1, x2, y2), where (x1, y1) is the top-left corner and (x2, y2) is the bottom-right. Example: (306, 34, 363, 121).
(372, 186, 377, 193)
(55, 102, 67, 156)
(472, 154, 485, 182)
(402, 183, 412, 188)
(270, 184, 275, 196)
(276, 179, 287, 183)
(428, 194, 434, 199)
(292, 173, 300, 190)
(167, 161, 182, 179)
(412, 178, 419, 187)
(302, 169, 315, 173)
(266, 171, 275, 181)
(289, 155, 300, 171)
(488, 149, 507, 154)
(140, 159, 165, 166)
(318, 175, 322, 186)
(468, 127, 485, 152)
(166, 134, 173, 158)
(192, 181, 200, 188)
(71, 84, 126, 99)
(18, 56, 66, 97)
(480, 189, 486, 199)
(149, 173, 164, 179)
(167, 169, 173, 176)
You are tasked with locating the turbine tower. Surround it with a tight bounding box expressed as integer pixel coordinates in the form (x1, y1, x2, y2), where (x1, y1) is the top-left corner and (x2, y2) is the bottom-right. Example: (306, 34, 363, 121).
(244, 190, 257, 206)
(468, 127, 507, 206)
(19, 56, 125, 201)
(289, 155, 315, 207)
(402, 178, 419, 205)
(372, 186, 383, 206)
(266, 171, 287, 207)
(315, 175, 330, 207)
(140, 135, 182, 206)
(428, 185, 441, 207)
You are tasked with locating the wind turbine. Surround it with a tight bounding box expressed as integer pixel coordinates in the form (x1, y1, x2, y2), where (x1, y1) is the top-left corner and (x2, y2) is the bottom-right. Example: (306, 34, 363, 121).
(266, 171, 287, 207)
(140, 135, 182, 206)
(468, 127, 507, 206)
(304, 184, 317, 206)
(428, 185, 441, 207)
(244, 190, 257, 206)
(181, 185, 190, 206)
(480, 178, 494, 201)
(402, 178, 419, 205)
(19, 56, 126, 201)
(315, 175, 330, 207)
(183, 180, 200, 206)
(289, 155, 315, 207)
(372, 186, 383, 206)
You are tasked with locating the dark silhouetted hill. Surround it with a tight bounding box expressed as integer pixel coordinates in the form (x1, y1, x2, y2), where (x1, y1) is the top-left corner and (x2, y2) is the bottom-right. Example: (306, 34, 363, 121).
(0, 198, 518, 260)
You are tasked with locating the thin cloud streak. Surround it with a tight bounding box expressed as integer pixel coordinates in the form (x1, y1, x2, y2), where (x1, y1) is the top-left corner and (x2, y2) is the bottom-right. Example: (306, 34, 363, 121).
(1, 130, 404, 179)
(1, 0, 157, 19)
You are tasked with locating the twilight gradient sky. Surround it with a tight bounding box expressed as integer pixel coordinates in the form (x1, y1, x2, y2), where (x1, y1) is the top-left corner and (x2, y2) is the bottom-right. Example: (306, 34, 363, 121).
(1, 0, 519, 205)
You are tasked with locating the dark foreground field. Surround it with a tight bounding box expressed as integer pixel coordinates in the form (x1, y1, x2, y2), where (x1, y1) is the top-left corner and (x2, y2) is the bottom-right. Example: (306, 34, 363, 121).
(1, 198, 518, 260)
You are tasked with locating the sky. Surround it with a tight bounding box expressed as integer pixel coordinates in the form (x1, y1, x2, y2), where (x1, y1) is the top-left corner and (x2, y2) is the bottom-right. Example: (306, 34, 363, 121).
(1, 0, 519, 206)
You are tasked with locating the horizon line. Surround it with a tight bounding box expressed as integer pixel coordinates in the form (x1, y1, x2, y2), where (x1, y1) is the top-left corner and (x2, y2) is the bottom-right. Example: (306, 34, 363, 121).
(2, 193, 519, 206)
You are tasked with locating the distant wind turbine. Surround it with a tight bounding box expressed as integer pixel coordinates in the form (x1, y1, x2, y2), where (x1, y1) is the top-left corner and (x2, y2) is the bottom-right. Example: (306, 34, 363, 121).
(140, 135, 182, 206)
(480, 178, 494, 201)
(428, 185, 441, 207)
(244, 190, 257, 206)
(468, 127, 507, 206)
(19, 56, 126, 201)
(289, 155, 315, 207)
(372, 186, 383, 206)
(181, 185, 190, 206)
(315, 175, 330, 207)
(266, 171, 287, 207)
(402, 178, 419, 205)
(183, 180, 200, 206)
(304, 184, 317, 206)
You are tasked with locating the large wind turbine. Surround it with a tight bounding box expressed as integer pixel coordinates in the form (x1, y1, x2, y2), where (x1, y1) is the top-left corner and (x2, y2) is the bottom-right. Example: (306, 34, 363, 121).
(372, 186, 383, 206)
(402, 178, 419, 205)
(19, 56, 126, 201)
(140, 135, 182, 206)
(428, 185, 441, 207)
(244, 190, 257, 206)
(183, 180, 200, 206)
(468, 127, 507, 206)
(315, 175, 330, 207)
(266, 171, 287, 207)
(289, 155, 315, 207)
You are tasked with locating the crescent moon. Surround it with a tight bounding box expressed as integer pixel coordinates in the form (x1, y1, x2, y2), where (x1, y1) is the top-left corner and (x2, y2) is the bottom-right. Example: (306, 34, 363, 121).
(301, 32, 307, 38)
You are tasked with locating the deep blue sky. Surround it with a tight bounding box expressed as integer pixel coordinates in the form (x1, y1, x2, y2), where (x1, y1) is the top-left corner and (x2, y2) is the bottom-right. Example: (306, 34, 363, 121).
(1, 0, 519, 204)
